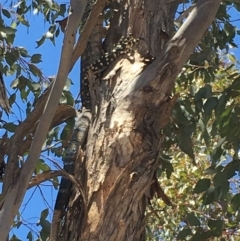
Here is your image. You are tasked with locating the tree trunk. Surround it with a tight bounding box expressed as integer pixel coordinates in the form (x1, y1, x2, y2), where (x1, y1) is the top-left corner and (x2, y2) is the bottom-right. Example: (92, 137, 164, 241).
(61, 0, 221, 240)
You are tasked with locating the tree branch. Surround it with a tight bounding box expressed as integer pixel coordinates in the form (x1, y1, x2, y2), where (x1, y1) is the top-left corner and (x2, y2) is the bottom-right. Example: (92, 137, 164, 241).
(119, 0, 221, 100)
(4, 91, 75, 193)
(0, 0, 88, 238)
(4, 89, 51, 193)
(28, 171, 62, 189)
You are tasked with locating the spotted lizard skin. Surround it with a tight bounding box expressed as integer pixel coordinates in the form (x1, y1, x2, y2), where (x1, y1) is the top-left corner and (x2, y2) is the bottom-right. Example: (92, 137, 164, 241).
(50, 1, 98, 240)
(50, 110, 91, 241)
(51, 8, 140, 241)
(81, 34, 140, 109)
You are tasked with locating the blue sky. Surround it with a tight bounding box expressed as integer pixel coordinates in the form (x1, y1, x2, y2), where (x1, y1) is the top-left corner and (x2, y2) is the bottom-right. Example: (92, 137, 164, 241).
(1, 3, 240, 241)
(1, 8, 81, 240)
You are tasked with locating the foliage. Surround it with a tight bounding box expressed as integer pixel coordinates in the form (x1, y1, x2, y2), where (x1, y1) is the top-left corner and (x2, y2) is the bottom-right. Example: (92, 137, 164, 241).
(1, 0, 240, 240)
(146, 2, 240, 240)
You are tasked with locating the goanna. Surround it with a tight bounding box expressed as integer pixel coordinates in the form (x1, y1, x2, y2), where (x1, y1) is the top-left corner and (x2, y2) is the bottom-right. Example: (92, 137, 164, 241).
(50, 110, 91, 241)
(50, 34, 139, 240)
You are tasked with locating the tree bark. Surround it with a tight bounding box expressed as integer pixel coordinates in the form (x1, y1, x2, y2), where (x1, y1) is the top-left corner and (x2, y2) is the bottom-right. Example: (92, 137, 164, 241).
(61, 0, 222, 240)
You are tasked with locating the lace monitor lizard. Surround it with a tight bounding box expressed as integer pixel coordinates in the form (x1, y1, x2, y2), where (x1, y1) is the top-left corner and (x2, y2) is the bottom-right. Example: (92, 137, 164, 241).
(50, 109, 91, 241)
(50, 7, 139, 241)
(50, 34, 139, 240)
(50, 1, 96, 240)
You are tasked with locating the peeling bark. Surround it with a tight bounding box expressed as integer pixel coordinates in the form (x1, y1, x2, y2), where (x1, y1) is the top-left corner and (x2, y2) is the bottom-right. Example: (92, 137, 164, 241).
(64, 0, 222, 240)
(0, 0, 221, 240)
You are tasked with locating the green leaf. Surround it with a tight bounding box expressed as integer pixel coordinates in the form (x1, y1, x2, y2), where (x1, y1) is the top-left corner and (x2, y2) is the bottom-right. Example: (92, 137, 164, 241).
(202, 129, 210, 147)
(9, 234, 21, 241)
(194, 84, 212, 101)
(60, 117, 75, 140)
(176, 228, 192, 240)
(211, 138, 226, 165)
(231, 193, 240, 211)
(46, 24, 56, 37)
(0, 26, 17, 35)
(5, 52, 18, 66)
(64, 78, 73, 90)
(52, 176, 59, 190)
(213, 172, 228, 188)
(208, 219, 224, 237)
(20, 88, 30, 101)
(28, 63, 42, 77)
(226, 75, 240, 91)
(10, 78, 19, 89)
(19, 48, 30, 58)
(60, 127, 70, 141)
(29, 82, 41, 92)
(202, 186, 215, 205)
(203, 97, 218, 117)
(215, 94, 227, 121)
(222, 159, 240, 179)
(59, 4, 67, 16)
(219, 107, 232, 118)
(159, 158, 174, 179)
(224, 22, 235, 38)
(177, 126, 195, 162)
(18, 16, 30, 27)
(193, 230, 213, 240)
(172, 102, 190, 125)
(35, 159, 50, 174)
(51, 147, 62, 157)
(36, 36, 46, 48)
(215, 184, 229, 201)
(46, 126, 60, 146)
(39, 219, 51, 233)
(45, 0, 53, 8)
(55, 27, 60, 37)
(9, 93, 16, 106)
(27, 231, 33, 241)
(193, 178, 211, 194)
(3, 123, 18, 132)
(39, 161, 50, 172)
(62, 91, 74, 106)
(186, 212, 200, 226)
(2, 9, 11, 18)
(40, 208, 49, 220)
(203, 69, 213, 83)
(195, 99, 203, 113)
(40, 224, 50, 241)
(30, 54, 42, 63)
(15, 220, 22, 228)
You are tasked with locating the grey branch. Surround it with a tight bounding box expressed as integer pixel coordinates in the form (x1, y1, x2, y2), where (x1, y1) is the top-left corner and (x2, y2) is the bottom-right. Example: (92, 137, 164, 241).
(0, 0, 88, 239)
